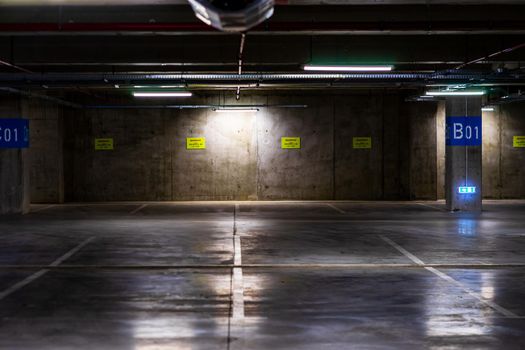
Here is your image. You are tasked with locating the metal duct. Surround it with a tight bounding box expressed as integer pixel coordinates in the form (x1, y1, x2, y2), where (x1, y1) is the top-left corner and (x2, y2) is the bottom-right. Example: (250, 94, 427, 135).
(1, 72, 525, 85)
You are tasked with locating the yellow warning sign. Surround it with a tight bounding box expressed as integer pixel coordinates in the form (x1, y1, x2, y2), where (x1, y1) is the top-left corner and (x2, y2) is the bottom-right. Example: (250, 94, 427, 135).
(281, 137, 301, 149)
(187, 137, 206, 149)
(94, 138, 114, 150)
(353, 137, 372, 149)
(513, 136, 525, 148)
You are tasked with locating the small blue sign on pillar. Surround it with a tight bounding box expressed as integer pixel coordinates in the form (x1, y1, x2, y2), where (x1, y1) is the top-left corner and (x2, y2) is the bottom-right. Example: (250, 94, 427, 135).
(0, 119, 30, 149)
(446, 116, 482, 146)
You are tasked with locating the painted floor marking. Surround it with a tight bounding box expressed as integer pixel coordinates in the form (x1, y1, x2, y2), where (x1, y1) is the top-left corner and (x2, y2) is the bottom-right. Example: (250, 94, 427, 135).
(233, 203, 240, 234)
(31, 204, 57, 213)
(232, 236, 244, 319)
(326, 203, 346, 214)
(129, 204, 148, 215)
(229, 218, 245, 349)
(379, 235, 520, 319)
(380, 235, 425, 265)
(0, 237, 94, 302)
(416, 202, 446, 212)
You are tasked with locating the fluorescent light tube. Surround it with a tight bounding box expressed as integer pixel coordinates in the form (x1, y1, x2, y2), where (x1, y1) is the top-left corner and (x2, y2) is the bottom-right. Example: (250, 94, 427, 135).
(133, 92, 192, 97)
(425, 91, 485, 96)
(303, 65, 393, 72)
(214, 108, 259, 113)
(482, 107, 495, 112)
(133, 85, 185, 89)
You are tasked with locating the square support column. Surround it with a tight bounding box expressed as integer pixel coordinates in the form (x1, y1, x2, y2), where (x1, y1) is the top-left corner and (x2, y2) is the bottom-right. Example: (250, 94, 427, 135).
(0, 100, 30, 215)
(445, 96, 482, 212)
(0, 148, 30, 214)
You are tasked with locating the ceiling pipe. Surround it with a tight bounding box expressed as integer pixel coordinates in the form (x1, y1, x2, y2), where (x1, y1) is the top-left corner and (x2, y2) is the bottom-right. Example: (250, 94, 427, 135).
(0, 87, 81, 108)
(1, 72, 524, 84)
(1, 21, 525, 35)
(236, 33, 246, 100)
(0, 59, 33, 73)
(455, 42, 525, 71)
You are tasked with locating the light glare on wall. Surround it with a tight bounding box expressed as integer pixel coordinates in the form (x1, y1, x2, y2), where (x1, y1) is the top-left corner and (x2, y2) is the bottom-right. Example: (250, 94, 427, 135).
(133, 92, 192, 97)
(303, 65, 393, 72)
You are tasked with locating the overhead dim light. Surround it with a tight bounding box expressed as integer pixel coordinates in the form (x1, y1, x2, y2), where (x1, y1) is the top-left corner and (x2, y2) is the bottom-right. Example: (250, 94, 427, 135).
(133, 92, 192, 98)
(482, 107, 495, 112)
(214, 108, 259, 113)
(303, 65, 393, 72)
(425, 90, 485, 96)
(133, 85, 185, 89)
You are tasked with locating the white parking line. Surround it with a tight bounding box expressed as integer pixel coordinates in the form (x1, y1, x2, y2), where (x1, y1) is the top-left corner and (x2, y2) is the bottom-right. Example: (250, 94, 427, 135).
(416, 202, 446, 212)
(326, 203, 346, 214)
(229, 230, 245, 349)
(234, 236, 242, 266)
(380, 235, 425, 265)
(129, 204, 148, 215)
(0, 236, 95, 301)
(233, 203, 240, 234)
(232, 235, 244, 318)
(379, 235, 520, 319)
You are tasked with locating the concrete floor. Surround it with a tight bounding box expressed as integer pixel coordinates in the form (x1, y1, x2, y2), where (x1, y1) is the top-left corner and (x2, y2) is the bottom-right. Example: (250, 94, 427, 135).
(0, 201, 525, 349)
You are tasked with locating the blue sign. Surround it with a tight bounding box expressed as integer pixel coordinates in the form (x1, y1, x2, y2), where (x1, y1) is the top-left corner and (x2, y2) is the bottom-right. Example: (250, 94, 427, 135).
(446, 116, 481, 146)
(0, 119, 29, 149)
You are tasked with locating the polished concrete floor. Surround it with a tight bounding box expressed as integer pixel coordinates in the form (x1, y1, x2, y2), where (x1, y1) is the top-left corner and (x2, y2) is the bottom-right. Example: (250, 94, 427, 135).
(0, 201, 525, 349)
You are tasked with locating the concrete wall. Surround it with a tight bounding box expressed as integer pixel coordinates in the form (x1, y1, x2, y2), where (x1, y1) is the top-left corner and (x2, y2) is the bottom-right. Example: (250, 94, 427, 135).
(15, 92, 525, 203)
(24, 99, 64, 203)
(481, 102, 525, 199)
(258, 96, 333, 200)
(61, 92, 440, 201)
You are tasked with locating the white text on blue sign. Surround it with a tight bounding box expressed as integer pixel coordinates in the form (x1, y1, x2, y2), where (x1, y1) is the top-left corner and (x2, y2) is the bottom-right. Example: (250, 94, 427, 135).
(446, 116, 482, 146)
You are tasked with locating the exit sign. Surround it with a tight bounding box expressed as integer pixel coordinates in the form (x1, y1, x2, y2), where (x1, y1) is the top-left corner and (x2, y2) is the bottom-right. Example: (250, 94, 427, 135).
(458, 186, 476, 194)
(0, 118, 29, 149)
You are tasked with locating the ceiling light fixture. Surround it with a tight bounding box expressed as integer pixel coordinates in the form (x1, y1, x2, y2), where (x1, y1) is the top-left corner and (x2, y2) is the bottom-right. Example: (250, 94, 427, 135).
(303, 65, 393, 72)
(482, 107, 495, 112)
(214, 108, 259, 113)
(133, 85, 185, 89)
(133, 92, 192, 97)
(425, 90, 485, 96)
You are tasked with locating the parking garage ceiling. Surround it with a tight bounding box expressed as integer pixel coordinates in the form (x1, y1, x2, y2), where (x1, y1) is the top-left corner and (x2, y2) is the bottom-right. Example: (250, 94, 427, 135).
(0, 1, 524, 104)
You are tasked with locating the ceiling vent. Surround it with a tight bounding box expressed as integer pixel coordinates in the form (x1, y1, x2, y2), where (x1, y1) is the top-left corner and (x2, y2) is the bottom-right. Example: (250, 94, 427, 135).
(188, 0, 274, 32)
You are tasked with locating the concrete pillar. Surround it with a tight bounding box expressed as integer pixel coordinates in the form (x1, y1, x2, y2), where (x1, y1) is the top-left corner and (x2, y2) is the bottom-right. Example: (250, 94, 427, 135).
(0, 98, 30, 214)
(445, 96, 482, 211)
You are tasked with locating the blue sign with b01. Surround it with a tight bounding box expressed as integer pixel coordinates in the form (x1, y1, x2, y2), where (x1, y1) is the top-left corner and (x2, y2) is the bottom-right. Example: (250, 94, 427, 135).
(0, 118, 29, 149)
(446, 116, 482, 146)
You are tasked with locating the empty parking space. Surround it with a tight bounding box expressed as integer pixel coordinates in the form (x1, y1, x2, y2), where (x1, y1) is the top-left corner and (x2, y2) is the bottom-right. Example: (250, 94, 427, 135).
(0, 202, 524, 349)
